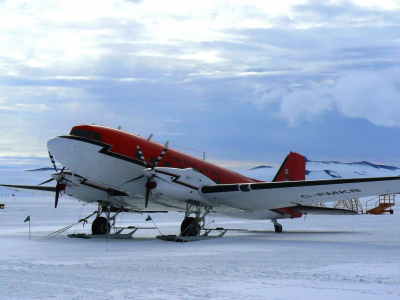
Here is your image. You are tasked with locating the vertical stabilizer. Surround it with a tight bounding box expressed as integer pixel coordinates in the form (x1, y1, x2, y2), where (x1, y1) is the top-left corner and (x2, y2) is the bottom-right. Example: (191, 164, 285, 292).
(272, 152, 306, 182)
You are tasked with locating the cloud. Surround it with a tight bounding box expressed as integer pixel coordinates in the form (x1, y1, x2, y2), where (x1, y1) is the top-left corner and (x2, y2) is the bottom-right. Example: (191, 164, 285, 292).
(1, 0, 400, 167)
(0, 103, 51, 111)
(279, 87, 334, 126)
(333, 71, 400, 127)
(255, 68, 400, 127)
(291, 0, 400, 27)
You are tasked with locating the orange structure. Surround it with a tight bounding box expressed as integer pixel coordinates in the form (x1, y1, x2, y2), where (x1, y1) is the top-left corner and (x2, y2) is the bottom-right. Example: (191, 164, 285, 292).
(366, 194, 395, 214)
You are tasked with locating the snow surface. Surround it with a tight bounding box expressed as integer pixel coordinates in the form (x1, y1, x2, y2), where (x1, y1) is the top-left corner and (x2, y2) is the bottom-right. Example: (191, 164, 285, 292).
(1, 196, 400, 300)
(1, 159, 400, 299)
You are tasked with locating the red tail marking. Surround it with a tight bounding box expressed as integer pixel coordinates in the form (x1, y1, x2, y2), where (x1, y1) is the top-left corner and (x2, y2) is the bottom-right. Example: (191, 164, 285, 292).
(272, 151, 306, 182)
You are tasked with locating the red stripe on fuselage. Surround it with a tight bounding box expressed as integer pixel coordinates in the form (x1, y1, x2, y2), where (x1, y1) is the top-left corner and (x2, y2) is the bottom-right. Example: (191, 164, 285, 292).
(70, 125, 257, 185)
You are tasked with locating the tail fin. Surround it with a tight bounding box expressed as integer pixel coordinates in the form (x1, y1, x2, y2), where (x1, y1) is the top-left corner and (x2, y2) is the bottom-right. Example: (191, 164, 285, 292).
(272, 151, 306, 182)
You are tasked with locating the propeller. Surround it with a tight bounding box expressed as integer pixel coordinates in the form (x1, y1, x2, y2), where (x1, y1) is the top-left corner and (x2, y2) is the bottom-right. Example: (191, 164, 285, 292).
(38, 177, 55, 186)
(38, 151, 66, 208)
(48, 151, 58, 172)
(37, 151, 60, 186)
(53, 167, 66, 208)
(136, 143, 169, 208)
(55, 181, 61, 208)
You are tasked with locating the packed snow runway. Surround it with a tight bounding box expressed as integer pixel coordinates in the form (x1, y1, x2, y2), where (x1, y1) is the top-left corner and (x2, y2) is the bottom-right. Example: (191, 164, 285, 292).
(1, 197, 399, 300)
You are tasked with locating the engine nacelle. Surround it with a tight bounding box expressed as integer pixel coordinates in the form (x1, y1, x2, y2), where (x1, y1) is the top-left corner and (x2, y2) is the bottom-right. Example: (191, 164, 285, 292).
(151, 167, 216, 205)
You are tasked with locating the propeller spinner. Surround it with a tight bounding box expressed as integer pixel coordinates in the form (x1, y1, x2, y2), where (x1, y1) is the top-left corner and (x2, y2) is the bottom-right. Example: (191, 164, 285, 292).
(38, 151, 66, 208)
(136, 142, 169, 208)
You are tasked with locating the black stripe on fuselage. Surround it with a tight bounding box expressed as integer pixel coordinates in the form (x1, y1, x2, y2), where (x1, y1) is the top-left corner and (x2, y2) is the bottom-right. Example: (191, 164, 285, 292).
(62, 170, 129, 196)
(58, 135, 199, 191)
(156, 169, 199, 190)
(201, 176, 400, 194)
(201, 184, 239, 193)
(59, 135, 147, 168)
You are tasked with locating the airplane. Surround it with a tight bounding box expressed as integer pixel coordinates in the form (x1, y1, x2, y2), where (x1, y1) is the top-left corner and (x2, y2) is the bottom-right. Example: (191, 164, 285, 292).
(2, 124, 400, 238)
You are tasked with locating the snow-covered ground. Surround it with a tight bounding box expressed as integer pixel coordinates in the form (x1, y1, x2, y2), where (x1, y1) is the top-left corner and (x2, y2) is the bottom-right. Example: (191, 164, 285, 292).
(1, 196, 400, 300)
(1, 158, 400, 299)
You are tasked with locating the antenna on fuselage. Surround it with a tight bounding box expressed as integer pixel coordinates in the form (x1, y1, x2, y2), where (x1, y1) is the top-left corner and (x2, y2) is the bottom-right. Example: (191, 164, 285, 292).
(147, 134, 153, 141)
(118, 126, 121, 130)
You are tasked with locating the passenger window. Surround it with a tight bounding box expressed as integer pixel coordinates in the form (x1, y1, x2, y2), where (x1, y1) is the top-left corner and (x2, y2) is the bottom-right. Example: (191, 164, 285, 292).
(93, 132, 102, 142)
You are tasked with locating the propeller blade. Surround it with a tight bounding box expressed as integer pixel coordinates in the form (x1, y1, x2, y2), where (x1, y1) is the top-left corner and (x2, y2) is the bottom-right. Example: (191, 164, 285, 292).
(136, 143, 168, 208)
(145, 179, 150, 208)
(55, 182, 60, 208)
(136, 146, 150, 167)
(153, 146, 169, 167)
(48, 151, 58, 172)
(154, 175, 170, 184)
(38, 178, 55, 186)
(124, 175, 145, 184)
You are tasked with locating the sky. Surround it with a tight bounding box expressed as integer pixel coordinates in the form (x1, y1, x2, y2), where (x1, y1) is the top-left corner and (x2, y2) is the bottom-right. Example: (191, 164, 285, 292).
(1, 0, 400, 172)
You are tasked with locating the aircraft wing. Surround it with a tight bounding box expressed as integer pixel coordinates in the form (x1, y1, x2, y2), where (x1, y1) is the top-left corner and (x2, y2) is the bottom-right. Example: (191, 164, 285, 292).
(200, 176, 400, 211)
(0, 184, 57, 196)
(287, 206, 358, 215)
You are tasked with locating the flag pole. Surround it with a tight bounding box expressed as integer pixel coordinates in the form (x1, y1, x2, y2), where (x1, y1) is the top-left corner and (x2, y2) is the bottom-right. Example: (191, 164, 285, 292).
(146, 215, 167, 244)
(24, 216, 31, 240)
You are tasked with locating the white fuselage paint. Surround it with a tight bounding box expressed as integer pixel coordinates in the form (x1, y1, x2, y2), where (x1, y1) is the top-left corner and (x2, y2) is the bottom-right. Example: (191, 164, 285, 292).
(47, 136, 291, 220)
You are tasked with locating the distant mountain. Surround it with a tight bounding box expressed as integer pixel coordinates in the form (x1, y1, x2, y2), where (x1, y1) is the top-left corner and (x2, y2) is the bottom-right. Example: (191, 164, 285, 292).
(304, 157, 399, 171)
(305, 170, 342, 178)
(346, 161, 399, 171)
(25, 167, 54, 172)
(249, 165, 273, 170)
(247, 158, 400, 181)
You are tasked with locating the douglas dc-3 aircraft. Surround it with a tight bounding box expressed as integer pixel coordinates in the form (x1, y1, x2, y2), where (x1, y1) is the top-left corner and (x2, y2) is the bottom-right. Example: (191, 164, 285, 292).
(2, 124, 400, 237)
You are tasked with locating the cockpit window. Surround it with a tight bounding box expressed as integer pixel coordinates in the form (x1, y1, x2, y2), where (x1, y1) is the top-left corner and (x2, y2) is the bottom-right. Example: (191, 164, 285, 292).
(71, 129, 93, 139)
(93, 132, 102, 142)
(71, 129, 102, 142)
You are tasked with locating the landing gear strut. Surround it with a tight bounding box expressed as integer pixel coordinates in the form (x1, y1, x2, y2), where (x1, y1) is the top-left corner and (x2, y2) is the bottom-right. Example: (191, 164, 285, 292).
(91, 202, 123, 235)
(272, 219, 283, 233)
(180, 201, 211, 237)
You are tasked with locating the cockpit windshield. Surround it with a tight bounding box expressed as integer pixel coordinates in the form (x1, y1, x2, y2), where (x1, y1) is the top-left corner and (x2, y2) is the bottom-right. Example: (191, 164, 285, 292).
(71, 129, 102, 141)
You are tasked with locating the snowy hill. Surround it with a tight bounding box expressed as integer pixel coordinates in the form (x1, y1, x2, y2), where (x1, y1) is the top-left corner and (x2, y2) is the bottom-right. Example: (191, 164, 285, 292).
(241, 158, 400, 182)
(305, 159, 400, 180)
